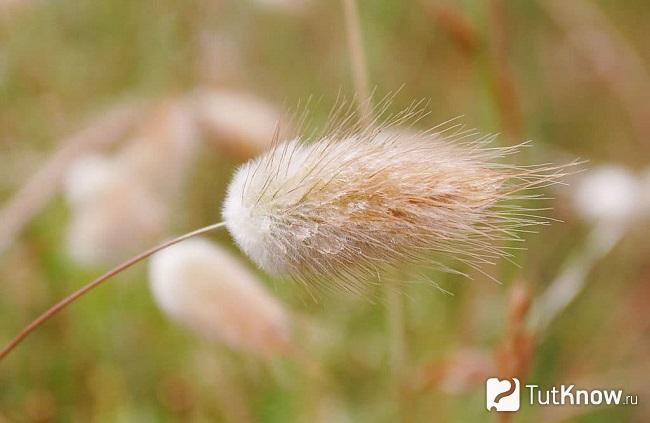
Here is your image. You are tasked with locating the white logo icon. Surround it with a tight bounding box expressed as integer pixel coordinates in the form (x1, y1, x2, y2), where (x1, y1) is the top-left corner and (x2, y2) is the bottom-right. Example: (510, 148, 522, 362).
(486, 378, 520, 411)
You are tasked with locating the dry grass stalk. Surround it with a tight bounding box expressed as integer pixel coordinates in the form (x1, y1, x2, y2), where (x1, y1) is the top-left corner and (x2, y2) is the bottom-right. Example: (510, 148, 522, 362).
(386, 282, 406, 375)
(487, 0, 523, 144)
(496, 282, 535, 423)
(420, 2, 478, 55)
(539, 0, 650, 154)
(411, 348, 494, 394)
(340, 3, 410, 416)
(532, 223, 623, 334)
(149, 238, 292, 358)
(0, 99, 147, 258)
(341, 3, 412, 417)
(498, 283, 534, 378)
(342, 0, 372, 125)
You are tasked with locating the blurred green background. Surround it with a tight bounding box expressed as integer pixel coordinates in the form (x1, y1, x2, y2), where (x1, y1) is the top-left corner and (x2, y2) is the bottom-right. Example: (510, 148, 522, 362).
(1, 0, 649, 421)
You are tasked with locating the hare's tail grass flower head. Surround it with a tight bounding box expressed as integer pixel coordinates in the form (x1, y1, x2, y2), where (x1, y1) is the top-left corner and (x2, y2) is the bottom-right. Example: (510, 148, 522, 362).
(222, 119, 575, 294)
(63, 154, 168, 265)
(149, 238, 292, 358)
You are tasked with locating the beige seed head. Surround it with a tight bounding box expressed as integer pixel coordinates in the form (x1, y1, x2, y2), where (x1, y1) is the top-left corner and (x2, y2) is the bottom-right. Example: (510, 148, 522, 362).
(149, 238, 292, 358)
(223, 123, 568, 292)
(115, 99, 198, 199)
(64, 154, 167, 265)
(196, 32, 242, 84)
(63, 99, 197, 265)
(572, 164, 644, 227)
(194, 89, 285, 159)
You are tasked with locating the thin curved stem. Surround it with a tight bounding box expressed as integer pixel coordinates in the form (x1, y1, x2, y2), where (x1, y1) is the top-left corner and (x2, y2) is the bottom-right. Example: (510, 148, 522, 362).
(0, 221, 227, 362)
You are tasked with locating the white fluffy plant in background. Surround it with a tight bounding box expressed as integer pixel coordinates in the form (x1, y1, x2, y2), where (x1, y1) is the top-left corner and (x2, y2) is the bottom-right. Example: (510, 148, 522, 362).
(114, 100, 198, 199)
(573, 165, 649, 228)
(63, 100, 198, 265)
(148, 238, 292, 358)
(64, 154, 168, 266)
(193, 89, 287, 160)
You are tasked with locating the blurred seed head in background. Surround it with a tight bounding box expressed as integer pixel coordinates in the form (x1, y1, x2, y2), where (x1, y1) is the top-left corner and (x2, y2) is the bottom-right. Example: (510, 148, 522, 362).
(148, 238, 292, 358)
(115, 100, 198, 200)
(573, 164, 650, 227)
(193, 89, 287, 160)
(64, 154, 168, 265)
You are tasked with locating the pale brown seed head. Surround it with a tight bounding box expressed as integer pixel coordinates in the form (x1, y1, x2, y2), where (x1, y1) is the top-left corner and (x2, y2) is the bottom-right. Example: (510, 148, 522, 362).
(64, 154, 167, 265)
(194, 89, 286, 160)
(223, 122, 570, 293)
(149, 238, 292, 358)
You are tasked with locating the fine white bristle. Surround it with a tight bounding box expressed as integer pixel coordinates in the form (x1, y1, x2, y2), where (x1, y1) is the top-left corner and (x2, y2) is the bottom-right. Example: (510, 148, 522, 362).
(223, 121, 571, 292)
(149, 238, 291, 358)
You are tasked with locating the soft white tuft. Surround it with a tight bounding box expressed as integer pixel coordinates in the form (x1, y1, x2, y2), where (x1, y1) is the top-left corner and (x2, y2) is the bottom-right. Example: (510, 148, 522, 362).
(64, 154, 122, 208)
(64, 158, 167, 265)
(115, 100, 198, 199)
(63, 100, 197, 265)
(573, 165, 643, 226)
(149, 238, 291, 357)
(194, 89, 285, 159)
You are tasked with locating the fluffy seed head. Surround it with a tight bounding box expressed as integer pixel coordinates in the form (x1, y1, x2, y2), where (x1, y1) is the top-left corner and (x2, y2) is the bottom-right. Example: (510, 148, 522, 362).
(149, 238, 291, 358)
(223, 122, 568, 292)
(115, 100, 198, 199)
(63, 99, 197, 265)
(64, 154, 124, 208)
(64, 155, 167, 265)
(194, 89, 285, 159)
(573, 165, 644, 227)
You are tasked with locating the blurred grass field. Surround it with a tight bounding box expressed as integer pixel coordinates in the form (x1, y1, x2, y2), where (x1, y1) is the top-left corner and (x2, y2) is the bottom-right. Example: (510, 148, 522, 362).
(1, 0, 650, 422)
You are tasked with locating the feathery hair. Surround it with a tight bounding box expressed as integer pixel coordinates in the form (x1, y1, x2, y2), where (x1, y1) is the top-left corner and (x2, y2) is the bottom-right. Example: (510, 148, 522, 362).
(223, 107, 570, 294)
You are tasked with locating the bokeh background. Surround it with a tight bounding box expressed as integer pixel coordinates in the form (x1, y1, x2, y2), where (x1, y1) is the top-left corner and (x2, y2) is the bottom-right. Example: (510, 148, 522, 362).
(1, 0, 650, 421)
